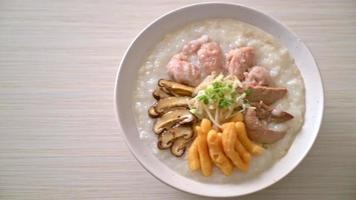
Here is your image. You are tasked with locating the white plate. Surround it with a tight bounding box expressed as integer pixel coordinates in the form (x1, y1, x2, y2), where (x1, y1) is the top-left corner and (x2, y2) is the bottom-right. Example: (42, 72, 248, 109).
(115, 3, 324, 197)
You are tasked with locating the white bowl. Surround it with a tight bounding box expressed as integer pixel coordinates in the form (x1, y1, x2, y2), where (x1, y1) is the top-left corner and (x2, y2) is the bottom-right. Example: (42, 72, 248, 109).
(115, 3, 324, 197)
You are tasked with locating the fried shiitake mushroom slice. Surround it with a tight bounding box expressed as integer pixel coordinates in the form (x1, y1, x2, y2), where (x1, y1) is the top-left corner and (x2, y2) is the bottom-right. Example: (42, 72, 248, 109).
(152, 86, 171, 100)
(148, 105, 160, 118)
(153, 96, 190, 115)
(158, 79, 194, 96)
(170, 137, 190, 157)
(157, 126, 194, 150)
(153, 109, 195, 134)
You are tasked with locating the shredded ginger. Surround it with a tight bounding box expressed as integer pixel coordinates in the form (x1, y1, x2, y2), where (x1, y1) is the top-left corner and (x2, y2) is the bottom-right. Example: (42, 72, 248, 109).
(189, 73, 251, 129)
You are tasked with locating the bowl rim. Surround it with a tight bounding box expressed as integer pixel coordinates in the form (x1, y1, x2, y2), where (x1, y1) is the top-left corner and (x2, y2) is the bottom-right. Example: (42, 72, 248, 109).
(114, 2, 324, 197)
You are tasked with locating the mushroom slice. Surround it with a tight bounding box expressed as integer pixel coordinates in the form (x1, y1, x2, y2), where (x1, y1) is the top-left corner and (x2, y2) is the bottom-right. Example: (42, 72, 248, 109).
(149, 105, 187, 118)
(153, 109, 195, 134)
(160, 86, 172, 95)
(152, 86, 171, 100)
(148, 105, 160, 118)
(170, 137, 190, 157)
(157, 131, 175, 149)
(158, 79, 194, 96)
(154, 96, 190, 115)
(157, 126, 194, 150)
(171, 126, 194, 139)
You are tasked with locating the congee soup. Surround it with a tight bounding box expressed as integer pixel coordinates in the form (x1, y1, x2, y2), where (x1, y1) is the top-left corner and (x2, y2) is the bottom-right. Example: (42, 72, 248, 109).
(133, 18, 305, 182)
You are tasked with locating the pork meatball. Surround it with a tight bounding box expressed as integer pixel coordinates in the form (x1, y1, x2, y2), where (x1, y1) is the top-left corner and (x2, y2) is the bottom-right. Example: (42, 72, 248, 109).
(224, 47, 255, 80)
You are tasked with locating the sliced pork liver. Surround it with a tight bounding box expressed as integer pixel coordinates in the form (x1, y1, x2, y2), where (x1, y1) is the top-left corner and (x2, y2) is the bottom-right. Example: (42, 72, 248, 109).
(246, 86, 287, 105)
(251, 102, 294, 123)
(244, 107, 286, 144)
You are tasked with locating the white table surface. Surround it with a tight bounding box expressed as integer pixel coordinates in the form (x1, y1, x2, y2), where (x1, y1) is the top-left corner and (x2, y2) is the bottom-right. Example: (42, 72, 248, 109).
(1, 0, 355, 199)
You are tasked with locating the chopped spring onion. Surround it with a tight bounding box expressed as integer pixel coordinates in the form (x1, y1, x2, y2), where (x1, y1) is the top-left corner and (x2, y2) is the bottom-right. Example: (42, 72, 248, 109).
(189, 74, 251, 128)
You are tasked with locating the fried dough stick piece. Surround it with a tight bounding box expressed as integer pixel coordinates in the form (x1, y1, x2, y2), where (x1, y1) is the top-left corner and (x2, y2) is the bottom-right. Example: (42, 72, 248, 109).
(221, 122, 251, 163)
(222, 123, 249, 171)
(235, 122, 264, 155)
(196, 123, 213, 176)
(188, 139, 200, 171)
(235, 138, 252, 163)
(207, 130, 233, 176)
(229, 112, 244, 122)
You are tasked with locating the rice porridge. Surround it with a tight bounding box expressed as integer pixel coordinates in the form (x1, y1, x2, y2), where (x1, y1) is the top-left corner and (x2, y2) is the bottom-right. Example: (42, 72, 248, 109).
(133, 18, 305, 183)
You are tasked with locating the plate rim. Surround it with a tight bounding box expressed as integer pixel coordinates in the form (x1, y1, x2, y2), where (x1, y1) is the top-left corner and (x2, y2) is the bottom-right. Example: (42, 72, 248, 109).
(114, 2, 325, 197)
